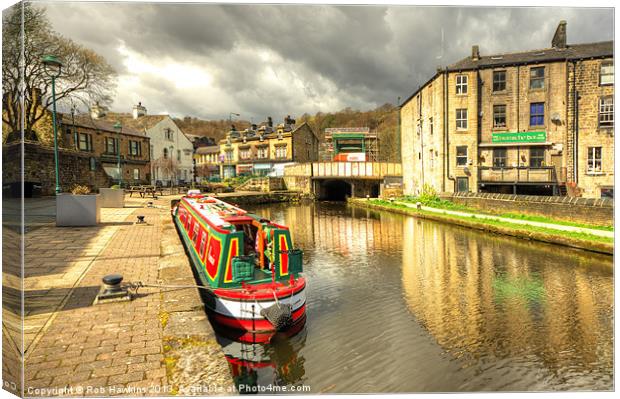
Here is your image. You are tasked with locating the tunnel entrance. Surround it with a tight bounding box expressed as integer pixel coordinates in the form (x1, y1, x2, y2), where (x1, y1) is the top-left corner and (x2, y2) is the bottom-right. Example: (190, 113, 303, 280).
(320, 180, 352, 201)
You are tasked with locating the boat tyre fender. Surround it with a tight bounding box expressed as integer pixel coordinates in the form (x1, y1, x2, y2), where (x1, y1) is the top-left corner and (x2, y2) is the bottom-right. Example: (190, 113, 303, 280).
(260, 302, 293, 331)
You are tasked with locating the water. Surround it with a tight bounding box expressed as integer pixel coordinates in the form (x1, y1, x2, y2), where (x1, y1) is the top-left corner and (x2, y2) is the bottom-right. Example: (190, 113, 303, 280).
(216, 202, 613, 393)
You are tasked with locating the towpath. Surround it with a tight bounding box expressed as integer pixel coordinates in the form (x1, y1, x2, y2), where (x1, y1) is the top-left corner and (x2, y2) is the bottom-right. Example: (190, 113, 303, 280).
(5, 194, 234, 396)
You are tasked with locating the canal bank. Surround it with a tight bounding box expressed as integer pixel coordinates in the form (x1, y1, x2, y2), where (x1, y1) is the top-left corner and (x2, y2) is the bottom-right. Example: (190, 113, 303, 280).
(348, 198, 614, 255)
(18, 195, 234, 396)
(213, 190, 308, 204)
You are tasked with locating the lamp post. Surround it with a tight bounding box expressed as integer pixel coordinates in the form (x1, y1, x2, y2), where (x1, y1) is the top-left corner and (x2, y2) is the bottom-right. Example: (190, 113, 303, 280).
(42, 55, 63, 194)
(113, 122, 123, 188)
(228, 112, 240, 127)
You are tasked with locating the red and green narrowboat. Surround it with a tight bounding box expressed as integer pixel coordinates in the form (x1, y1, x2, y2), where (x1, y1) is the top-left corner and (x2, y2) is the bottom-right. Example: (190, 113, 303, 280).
(171, 191, 306, 334)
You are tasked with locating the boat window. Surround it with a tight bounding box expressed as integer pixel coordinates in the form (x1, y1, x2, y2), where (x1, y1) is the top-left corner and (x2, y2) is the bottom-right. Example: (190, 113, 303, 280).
(192, 224, 200, 245)
(199, 232, 207, 257)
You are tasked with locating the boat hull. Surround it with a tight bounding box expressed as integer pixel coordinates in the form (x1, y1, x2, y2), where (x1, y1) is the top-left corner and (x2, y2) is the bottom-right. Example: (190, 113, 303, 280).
(173, 211, 307, 334)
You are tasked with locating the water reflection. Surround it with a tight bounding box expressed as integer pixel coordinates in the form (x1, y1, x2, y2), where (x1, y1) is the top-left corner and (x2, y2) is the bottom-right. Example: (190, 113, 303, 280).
(401, 217, 613, 390)
(234, 202, 613, 392)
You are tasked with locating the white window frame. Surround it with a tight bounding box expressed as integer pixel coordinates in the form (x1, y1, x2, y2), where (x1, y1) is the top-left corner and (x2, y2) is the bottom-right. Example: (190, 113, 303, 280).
(587, 147, 603, 174)
(456, 108, 468, 130)
(599, 97, 614, 128)
(600, 62, 614, 85)
(456, 75, 468, 95)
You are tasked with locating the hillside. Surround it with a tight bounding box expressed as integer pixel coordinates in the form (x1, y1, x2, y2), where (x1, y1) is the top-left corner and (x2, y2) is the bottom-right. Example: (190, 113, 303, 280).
(174, 104, 399, 161)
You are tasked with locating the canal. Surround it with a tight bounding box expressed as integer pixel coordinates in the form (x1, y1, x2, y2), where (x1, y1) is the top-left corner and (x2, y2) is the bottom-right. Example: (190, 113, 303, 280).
(215, 201, 613, 393)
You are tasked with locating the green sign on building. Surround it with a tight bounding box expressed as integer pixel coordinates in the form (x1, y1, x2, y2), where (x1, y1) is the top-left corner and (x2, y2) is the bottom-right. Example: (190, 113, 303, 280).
(491, 131, 546, 143)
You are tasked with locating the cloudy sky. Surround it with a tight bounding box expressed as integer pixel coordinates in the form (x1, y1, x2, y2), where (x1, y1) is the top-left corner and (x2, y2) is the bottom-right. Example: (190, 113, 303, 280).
(40, 1, 613, 122)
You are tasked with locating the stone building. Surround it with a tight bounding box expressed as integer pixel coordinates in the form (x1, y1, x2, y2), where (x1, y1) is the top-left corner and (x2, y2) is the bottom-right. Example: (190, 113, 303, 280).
(400, 21, 613, 198)
(60, 114, 151, 185)
(99, 103, 195, 186)
(194, 145, 221, 182)
(219, 116, 319, 178)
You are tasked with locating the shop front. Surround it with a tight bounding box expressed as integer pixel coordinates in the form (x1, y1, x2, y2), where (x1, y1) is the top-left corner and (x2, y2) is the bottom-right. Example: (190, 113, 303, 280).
(252, 163, 273, 176)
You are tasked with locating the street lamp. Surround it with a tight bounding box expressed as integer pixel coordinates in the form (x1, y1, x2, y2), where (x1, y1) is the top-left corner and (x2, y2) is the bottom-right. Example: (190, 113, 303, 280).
(42, 55, 63, 194)
(228, 112, 240, 127)
(113, 122, 123, 188)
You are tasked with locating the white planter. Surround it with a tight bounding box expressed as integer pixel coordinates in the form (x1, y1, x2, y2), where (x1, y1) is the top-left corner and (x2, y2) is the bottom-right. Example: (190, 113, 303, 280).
(56, 194, 101, 227)
(99, 188, 125, 208)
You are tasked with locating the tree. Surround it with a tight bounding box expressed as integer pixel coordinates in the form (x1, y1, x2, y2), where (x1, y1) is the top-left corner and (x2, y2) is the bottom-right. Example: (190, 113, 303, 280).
(2, 2, 116, 141)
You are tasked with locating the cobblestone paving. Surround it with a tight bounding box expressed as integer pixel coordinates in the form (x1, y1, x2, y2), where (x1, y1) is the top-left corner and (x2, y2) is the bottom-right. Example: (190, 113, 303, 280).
(17, 196, 233, 396)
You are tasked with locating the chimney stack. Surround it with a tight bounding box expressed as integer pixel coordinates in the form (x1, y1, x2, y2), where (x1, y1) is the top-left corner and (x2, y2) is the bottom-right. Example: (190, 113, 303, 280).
(132, 102, 147, 119)
(552, 20, 567, 49)
(471, 45, 480, 61)
(90, 102, 106, 119)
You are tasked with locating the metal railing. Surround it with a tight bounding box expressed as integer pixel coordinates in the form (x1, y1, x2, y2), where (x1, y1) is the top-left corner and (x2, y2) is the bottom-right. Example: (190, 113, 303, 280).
(478, 166, 563, 183)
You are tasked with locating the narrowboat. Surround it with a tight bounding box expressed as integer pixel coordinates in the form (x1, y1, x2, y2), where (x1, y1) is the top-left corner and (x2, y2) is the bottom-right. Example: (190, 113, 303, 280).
(171, 191, 306, 334)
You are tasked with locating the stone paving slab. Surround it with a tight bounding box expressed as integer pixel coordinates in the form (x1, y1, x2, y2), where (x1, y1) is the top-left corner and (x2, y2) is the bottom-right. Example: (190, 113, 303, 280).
(12, 195, 234, 396)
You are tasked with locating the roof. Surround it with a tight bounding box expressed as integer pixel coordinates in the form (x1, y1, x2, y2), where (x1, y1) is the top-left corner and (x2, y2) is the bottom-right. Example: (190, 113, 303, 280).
(218, 121, 319, 144)
(448, 41, 613, 71)
(99, 112, 167, 132)
(59, 113, 146, 137)
(195, 145, 220, 154)
(402, 40, 613, 107)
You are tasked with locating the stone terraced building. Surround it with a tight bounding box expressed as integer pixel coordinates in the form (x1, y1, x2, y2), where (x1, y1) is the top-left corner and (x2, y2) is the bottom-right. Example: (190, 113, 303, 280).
(400, 21, 614, 198)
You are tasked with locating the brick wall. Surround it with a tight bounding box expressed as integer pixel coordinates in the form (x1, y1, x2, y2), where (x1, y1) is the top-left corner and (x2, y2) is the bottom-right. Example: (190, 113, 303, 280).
(3, 142, 112, 196)
(443, 191, 613, 226)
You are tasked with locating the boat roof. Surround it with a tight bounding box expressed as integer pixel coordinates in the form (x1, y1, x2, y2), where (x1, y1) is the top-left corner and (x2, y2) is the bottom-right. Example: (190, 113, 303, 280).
(182, 195, 251, 230)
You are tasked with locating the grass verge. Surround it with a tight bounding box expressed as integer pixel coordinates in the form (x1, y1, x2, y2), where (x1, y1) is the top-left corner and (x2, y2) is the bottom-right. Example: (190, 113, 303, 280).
(351, 199, 613, 255)
(396, 196, 613, 231)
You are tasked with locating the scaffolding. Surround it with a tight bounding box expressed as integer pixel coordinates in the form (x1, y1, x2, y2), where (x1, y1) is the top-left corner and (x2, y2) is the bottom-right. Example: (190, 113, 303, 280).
(322, 127, 379, 162)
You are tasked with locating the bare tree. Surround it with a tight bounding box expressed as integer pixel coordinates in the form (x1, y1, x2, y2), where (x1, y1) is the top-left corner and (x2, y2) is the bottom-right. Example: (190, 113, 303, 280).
(2, 3, 116, 141)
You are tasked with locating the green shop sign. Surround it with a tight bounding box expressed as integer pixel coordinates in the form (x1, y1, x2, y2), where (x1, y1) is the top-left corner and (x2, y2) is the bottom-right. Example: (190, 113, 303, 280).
(492, 131, 546, 143)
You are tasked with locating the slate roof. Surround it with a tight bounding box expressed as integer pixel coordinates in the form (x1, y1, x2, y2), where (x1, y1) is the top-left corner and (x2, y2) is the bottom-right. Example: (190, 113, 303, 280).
(99, 113, 168, 132)
(195, 145, 220, 154)
(448, 41, 613, 71)
(59, 113, 145, 137)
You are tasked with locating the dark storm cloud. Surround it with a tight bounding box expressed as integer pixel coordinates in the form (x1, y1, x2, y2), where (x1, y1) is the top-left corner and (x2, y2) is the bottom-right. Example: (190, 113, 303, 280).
(42, 2, 613, 121)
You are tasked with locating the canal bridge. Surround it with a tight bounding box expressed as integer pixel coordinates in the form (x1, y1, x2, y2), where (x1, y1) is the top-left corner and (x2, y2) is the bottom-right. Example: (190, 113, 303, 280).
(284, 162, 402, 200)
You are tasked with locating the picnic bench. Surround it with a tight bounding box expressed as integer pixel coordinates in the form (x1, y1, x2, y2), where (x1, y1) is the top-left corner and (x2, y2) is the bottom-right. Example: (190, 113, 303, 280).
(127, 185, 164, 198)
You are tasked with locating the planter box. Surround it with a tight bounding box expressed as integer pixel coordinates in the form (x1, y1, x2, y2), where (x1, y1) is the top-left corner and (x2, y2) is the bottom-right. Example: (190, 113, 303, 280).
(99, 188, 125, 208)
(56, 193, 101, 227)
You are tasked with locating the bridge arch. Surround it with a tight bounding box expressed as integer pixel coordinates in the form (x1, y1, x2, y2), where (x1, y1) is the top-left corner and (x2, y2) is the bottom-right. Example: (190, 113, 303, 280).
(318, 179, 352, 201)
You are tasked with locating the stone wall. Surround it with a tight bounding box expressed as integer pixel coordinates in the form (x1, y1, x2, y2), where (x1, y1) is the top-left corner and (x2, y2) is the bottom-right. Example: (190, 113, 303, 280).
(443, 191, 613, 227)
(2, 142, 112, 197)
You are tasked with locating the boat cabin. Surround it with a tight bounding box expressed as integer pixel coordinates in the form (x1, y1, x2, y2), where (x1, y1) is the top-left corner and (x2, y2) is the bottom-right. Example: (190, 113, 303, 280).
(175, 195, 303, 289)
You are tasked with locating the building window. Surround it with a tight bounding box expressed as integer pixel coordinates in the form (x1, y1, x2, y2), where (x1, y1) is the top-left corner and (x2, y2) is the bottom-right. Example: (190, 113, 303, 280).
(456, 177, 469, 193)
(133, 169, 140, 180)
(163, 148, 168, 158)
(600, 62, 614, 85)
(150, 144, 154, 160)
(530, 67, 545, 89)
(493, 70, 506, 92)
(456, 109, 468, 130)
(240, 148, 251, 160)
(89, 157, 96, 171)
(493, 104, 507, 128)
(106, 137, 117, 154)
(257, 146, 268, 159)
(600, 187, 614, 199)
(529, 147, 545, 168)
(429, 149, 435, 169)
(164, 128, 174, 141)
(456, 75, 468, 95)
(275, 145, 287, 159)
(429, 117, 433, 135)
(225, 150, 233, 162)
(456, 146, 468, 166)
(78, 133, 92, 151)
(129, 140, 141, 156)
(587, 147, 602, 173)
(530, 102, 544, 126)
(599, 97, 614, 128)
(493, 148, 507, 168)
(177, 149, 181, 161)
